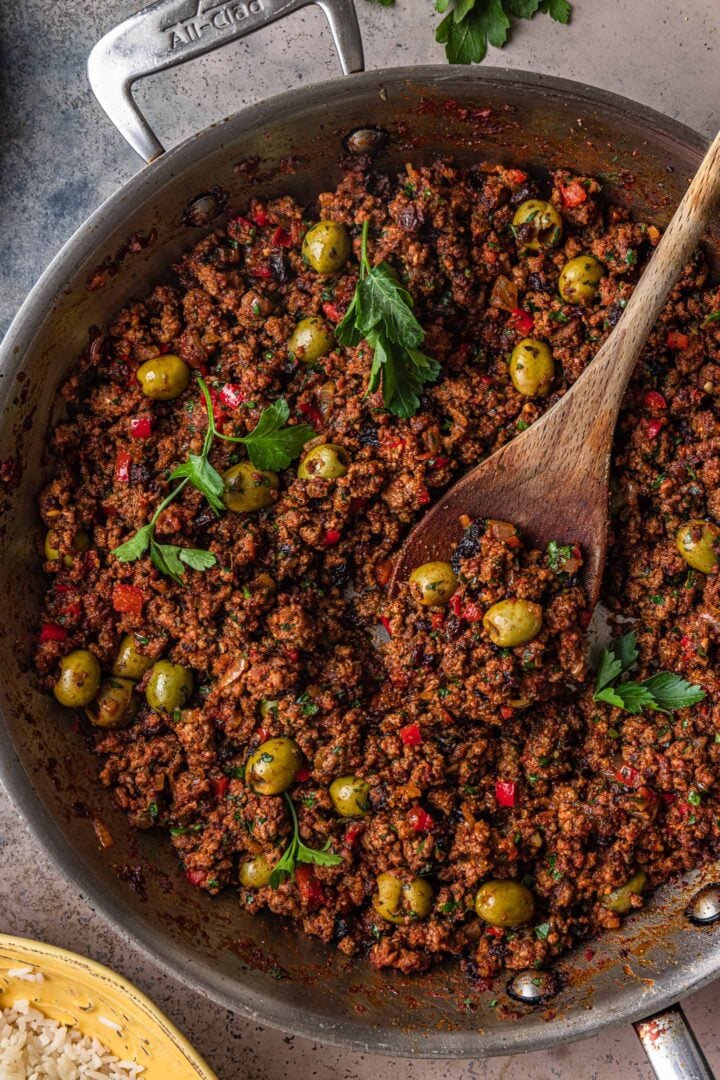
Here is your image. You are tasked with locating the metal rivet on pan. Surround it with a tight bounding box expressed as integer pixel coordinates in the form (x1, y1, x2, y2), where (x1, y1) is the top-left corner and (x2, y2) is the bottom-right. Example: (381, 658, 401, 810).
(182, 189, 227, 227)
(685, 883, 720, 925)
(507, 969, 558, 1004)
(344, 126, 388, 155)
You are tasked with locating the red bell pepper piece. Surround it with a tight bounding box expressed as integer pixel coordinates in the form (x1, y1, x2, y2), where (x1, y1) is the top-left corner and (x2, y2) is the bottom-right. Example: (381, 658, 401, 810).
(615, 764, 642, 788)
(112, 583, 144, 616)
(400, 723, 422, 747)
(508, 308, 534, 336)
(560, 181, 587, 207)
(297, 401, 323, 427)
(495, 780, 516, 807)
(500, 706, 514, 720)
(666, 331, 689, 350)
(114, 450, 132, 483)
(643, 390, 667, 412)
(272, 226, 292, 248)
(485, 926, 505, 938)
(286, 648, 300, 663)
(462, 602, 484, 622)
(645, 418, 666, 439)
(186, 869, 208, 887)
(219, 383, 245, 409)
(40, 622, 68, 642)
(253, 209, 270, 228)
(295, 764, 311, 782)
(212, 776, 230, 800)
(407, 806, 434, 832)
(130, 417, 153, 439)
(450, 594, 463, 617)
(505, 169, 528, 186)
(418, 487, 431, 506)
(324, 529, 342, 546)
(430, 610, 445, 630)
(295, 864, 325, 909)
(252, 266, 273, 279)
(322, 301, 344, 323)
(345, 822, 363, 847)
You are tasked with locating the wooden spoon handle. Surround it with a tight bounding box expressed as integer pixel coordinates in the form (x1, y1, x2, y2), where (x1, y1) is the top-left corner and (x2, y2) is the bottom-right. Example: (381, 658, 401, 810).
(574, 127, 720, 416)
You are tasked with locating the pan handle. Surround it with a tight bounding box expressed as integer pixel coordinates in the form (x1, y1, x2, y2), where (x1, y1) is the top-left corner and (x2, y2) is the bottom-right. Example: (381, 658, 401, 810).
(635, 1004, 715, 1080)
(87, 0, 364, 163)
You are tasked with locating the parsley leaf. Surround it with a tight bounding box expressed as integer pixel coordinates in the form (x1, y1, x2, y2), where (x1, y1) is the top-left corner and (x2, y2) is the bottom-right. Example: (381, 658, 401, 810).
(640, 672, 707, 712)
(537, 0, 571, 21)
(169, 454, 224, 511)
(179, 547, 218, 571)
(595, 682, 656, 715)
(338, 221, 440, 418)
(435, 0, 571, 64)
(227, 398, 314, 471)
(113, 524, 153, 563)
(269, 793, 343, 888)
(593, 630, 705, 714)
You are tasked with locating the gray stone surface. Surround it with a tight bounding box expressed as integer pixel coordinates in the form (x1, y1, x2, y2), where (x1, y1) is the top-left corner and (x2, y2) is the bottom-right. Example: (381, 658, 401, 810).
(1, 1, 720, 1076)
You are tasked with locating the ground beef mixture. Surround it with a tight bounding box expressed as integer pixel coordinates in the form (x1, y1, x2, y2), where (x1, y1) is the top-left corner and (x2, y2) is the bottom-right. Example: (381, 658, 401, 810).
(34, 158, 720, 981)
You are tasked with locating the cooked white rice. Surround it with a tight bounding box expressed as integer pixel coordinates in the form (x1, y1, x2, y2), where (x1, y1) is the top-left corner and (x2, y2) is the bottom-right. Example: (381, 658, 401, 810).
(0, 998, 145, 1079)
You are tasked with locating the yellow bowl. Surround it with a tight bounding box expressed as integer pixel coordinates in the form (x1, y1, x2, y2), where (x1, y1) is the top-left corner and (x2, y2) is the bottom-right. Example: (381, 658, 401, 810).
(0, 934, 217, 1078)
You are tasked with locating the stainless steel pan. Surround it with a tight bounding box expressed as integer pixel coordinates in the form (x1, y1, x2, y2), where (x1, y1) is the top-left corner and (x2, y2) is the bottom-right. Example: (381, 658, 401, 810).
(1, 1, 720, 1074)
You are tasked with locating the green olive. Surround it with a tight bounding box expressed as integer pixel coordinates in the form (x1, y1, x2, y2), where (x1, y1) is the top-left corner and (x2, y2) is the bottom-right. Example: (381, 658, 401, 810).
(372, 872, 434, 924)
(222, 462, 279, 513)
(238, 855, 273, 889)
(509, 338, 554, 397)
(302, 221, 352, 274)
(246, 737, 304, 796)
(44, 529, 90, 568)
(676, 519, 720, 574)
(558, 255, 604, 304)
(475, 880, 535, 927)
(600, 869, 647, 914)
(329, 775, 371, 818)
(136, 355, 190, 401)
(288, 318, 335, 363)
(512, 200, 563, 251)
(146, 660, 193, 713)
(483, 598, 543, 647)
(112, 634, 154, 680)
(408, 561, 459, 607)
(297, 443, 350, 481)
(53, 650, 101, 708)
(85, 676, 137, 729)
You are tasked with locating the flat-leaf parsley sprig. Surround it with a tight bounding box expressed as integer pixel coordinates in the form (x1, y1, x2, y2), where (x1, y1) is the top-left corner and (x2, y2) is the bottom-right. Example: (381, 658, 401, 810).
(593, 631, 706, 715)
(112, 377, 313, 582)
(269, 792, 343, 888)
(434, 0, 571, 66)
(337, 220, 440, 418)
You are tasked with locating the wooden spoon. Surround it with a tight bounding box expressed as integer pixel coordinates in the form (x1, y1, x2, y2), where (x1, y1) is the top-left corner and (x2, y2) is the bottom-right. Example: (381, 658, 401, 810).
(391, 131, 720, 606)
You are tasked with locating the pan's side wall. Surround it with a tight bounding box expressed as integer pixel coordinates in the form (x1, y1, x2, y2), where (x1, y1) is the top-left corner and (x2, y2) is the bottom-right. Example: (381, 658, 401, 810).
(1, 69, 719, 1056)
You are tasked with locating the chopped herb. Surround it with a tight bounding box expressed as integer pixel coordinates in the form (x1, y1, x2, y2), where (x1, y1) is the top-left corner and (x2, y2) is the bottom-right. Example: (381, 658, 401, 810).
(535, 922, 551, 940)
(337, 220, 440, 417)
(113, 377, 312, 580)
(269, 793, 343, 888)
(593, 631, 706, 714)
